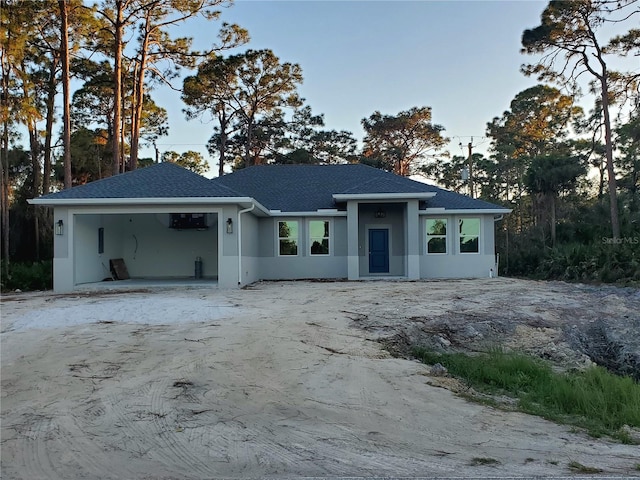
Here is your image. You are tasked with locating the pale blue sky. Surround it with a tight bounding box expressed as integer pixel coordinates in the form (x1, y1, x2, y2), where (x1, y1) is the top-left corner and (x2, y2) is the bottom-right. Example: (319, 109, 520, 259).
(143, 0, 550, 175)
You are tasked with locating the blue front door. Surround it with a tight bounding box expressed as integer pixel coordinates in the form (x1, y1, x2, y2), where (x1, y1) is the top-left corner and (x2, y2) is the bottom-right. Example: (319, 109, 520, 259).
(369, 229, 389, 273)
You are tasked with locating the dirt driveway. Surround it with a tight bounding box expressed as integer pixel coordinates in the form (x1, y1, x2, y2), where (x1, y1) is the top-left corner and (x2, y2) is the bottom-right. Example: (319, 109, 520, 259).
(1, 279, 639, 478)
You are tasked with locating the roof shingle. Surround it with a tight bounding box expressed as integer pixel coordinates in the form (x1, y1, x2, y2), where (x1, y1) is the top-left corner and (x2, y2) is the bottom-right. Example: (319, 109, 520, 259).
(37, 162, 241, 199)
(33, 161, 507, 212)
(213, 164, 506, 211)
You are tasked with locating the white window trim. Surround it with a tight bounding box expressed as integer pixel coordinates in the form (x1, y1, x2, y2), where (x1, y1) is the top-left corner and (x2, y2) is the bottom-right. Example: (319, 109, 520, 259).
(458, 217, 481, 255)
(425, 217, 448, 255)
(308, 218, 332, 256)
(277, 219, 300, 257)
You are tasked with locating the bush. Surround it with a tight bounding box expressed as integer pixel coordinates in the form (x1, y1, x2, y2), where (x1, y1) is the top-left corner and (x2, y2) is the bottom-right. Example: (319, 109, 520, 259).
(503, 238, 640, 285)
(1, 260, 53, 292)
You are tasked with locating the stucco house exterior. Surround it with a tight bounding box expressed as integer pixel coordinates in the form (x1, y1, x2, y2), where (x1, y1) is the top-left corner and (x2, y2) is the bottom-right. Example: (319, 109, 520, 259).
(30, 162, 510, 292)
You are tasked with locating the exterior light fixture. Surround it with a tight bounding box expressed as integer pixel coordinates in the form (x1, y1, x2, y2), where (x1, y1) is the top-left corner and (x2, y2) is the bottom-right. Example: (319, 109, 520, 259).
(55, 219, 64, 235)
(226, 217, 233, 234)
(375, 208, 386, 219)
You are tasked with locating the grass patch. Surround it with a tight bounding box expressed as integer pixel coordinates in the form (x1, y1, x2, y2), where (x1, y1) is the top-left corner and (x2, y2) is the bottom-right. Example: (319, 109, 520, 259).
(568, 460, 603, 473)
(413, 347, 640, 442)
(470, 457, 500, 466)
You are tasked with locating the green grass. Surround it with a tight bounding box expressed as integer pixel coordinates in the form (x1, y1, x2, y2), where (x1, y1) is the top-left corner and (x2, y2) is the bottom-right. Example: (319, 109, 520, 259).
(413, 348, 640, 442)
(470, 457, 500, 466)
(568, 461, 602, 473)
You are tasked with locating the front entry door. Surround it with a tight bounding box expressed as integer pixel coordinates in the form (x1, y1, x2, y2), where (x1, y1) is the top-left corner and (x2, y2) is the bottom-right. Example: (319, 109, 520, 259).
(369, 228, 389, 273)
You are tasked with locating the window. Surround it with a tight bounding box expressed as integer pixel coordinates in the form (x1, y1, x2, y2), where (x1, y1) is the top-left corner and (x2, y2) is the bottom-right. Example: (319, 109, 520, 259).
(459, 218, 480, 253)
(278, 221, 299, 255)
(426, 219, 447, 254)
(309, 220, 330, 255)
(98, 228, 104, 254)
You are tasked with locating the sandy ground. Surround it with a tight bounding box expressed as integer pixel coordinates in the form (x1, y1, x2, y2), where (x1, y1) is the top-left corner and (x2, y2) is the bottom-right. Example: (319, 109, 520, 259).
(1, 278, 639, 479)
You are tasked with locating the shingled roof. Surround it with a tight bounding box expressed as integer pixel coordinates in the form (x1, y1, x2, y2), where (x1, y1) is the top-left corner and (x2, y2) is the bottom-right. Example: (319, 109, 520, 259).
(34, 162, 241, 200)
(32, 161, 507, 212)
(213, 164, 506, 212)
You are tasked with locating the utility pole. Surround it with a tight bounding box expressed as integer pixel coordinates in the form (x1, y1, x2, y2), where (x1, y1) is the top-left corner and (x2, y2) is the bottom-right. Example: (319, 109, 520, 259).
(467, 141, 473, 198)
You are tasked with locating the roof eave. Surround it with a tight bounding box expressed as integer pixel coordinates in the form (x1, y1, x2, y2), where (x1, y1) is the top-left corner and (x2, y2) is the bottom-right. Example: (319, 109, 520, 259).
(332, 192, 436, 202)
(28, 196, 271, 215)
(419, 208, 512, 214)
(267, 209, 347, 217)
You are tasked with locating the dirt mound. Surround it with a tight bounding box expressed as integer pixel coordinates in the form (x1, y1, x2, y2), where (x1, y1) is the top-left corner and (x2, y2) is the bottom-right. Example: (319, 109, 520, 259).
(350, 279, 640, 377)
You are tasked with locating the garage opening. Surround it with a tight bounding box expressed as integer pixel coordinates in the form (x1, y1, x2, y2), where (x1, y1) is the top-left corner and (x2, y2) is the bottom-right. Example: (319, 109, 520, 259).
(73, 212, 219, 286)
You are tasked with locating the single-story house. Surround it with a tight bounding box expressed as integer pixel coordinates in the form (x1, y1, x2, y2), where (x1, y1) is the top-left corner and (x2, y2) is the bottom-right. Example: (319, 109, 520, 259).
(29, 162, 510, 292)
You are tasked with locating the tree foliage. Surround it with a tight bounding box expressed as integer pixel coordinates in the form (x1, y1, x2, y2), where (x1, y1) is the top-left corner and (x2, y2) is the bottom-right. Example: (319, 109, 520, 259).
(361, 106, 448, 176)
(183, 49, 303, 171)
(521, 0, 640, 239)
(161, 150, 209, 175)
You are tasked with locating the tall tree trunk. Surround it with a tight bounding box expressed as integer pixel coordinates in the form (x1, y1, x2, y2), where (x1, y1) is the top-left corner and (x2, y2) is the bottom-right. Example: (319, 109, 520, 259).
(600, 75, 620, 240)
(28, 121, 41, 260)
(130, 26, 150, 171)
(120, 115, 126, 172)
(597, 159, 605, 198)
(43, 55, 59, 194)
(218, 110, 228, 177)
(550, 194, 556, 247)
(112, 1, 124, 176)
(1, 42, 10, 264)
(59, 0, 72, 188)
(0, 125, 8, 265)
(245, 119, 254, 167)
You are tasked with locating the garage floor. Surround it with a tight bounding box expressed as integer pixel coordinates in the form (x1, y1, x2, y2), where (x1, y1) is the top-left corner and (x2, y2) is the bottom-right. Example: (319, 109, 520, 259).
(75, 277, 218, 291)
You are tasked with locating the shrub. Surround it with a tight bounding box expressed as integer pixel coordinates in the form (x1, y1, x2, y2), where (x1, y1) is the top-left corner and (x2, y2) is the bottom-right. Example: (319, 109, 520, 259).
(1, 260, 53, 292)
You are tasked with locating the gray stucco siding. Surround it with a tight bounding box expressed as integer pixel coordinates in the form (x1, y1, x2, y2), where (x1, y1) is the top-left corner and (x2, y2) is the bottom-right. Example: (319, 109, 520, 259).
(419, 213, 497, 278)
(255, 216, 348, 280)
(240, 213, 260, 285)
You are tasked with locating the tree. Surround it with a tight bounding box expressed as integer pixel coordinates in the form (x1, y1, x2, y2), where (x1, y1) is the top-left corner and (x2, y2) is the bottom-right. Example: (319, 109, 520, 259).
(54, 127, 111, 185)
(486, 85, 582, 229)
(184, 49, 303, 170)
(274, 106, 358, 165)
(161, 150, 209, 175)
(127, 1, 247, 170)
(59, 0, 71, 189)
(616, 114, 640, 204)
(361, 106, 448, 176)
(422, 153, 492, 196)
(183, 54, 246, 176)
(94, 0, 130, 176)
(521, 0, 640, 239)
(525, 150, 586, 245)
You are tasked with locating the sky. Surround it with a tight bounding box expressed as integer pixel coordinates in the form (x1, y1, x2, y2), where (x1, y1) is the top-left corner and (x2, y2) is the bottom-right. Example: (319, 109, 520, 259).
(140, 0, 551, 177)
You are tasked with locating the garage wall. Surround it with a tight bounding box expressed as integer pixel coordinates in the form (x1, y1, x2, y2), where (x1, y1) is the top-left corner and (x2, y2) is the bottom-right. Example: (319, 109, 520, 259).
(55, 206, 225, 293)
(120, 213, 218, 278)
(74, 214, 123, 284)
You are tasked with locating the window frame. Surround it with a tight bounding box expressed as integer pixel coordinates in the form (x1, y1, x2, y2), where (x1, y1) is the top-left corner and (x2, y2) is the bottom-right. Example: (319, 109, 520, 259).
(308, 219, 331, 256)
(277, 220, 300, 256)
(458, 217, 480, 254)
(425, 218, 448, 255)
